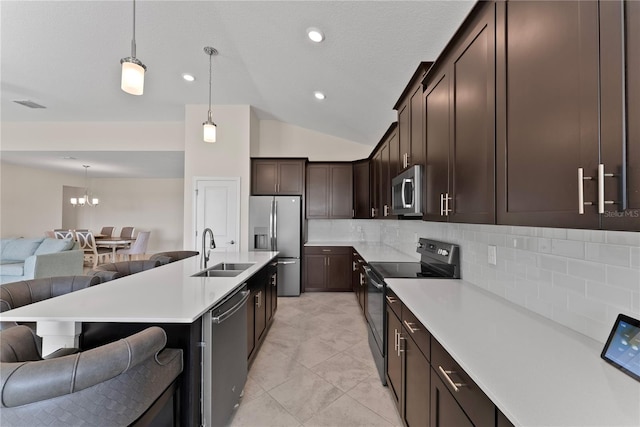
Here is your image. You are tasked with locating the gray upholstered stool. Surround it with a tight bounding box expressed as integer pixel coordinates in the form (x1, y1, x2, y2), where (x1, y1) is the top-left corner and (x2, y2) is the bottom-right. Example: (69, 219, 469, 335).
(149, 250, 199, 265)
(88, 259, 161, 282)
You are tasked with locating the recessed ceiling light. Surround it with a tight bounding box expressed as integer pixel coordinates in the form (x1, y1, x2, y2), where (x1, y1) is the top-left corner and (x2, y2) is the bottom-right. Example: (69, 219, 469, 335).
(314, 91, 326, 100)
(182, 73, 195, 82)
(307, 28, 324, 43)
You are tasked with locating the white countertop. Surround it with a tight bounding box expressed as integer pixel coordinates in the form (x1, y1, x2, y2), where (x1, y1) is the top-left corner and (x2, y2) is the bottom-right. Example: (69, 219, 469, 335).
(1, 251, 278, 324)
(305, 241, 416, 263)
(387, 279, 640, 427)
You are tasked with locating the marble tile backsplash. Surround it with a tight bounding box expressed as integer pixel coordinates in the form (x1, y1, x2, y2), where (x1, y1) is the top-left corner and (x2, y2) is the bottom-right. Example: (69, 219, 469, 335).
(307, 219, 640, 344)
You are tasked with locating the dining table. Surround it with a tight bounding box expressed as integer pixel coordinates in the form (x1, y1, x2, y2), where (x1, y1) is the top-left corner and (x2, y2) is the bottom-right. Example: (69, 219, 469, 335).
(94, 236, 135, 263)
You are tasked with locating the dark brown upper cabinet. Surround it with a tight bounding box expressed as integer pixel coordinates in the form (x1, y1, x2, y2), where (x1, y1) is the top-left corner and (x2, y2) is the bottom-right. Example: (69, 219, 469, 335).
(306, 163, 353, 219)
(496, 0, 600, 228)
(353, 160, 371, 219)
(423, 2, 496, 224)
(251, 158, 306, 195)
(370, 123, 399, 219)
(394, 62, 431, 171)
(599, 0, 640, 231)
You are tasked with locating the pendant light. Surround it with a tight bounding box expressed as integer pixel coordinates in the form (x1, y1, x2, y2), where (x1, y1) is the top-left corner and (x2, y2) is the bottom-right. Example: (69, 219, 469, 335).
(120, 0, 146, 95)
(203, 46, 218, 143)
(70, 165, 99, 207)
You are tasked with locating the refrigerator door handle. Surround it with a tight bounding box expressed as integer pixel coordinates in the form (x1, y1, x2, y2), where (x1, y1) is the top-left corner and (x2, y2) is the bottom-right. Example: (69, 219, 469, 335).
(269, 199, 275, 251)
(273, 200, 278, 250)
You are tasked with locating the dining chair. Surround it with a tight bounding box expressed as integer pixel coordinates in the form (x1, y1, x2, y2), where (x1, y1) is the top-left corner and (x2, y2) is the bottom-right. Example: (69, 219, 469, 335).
(53, 229, 74, 240)
(75, 230, 111, 268)
(120, 227, 136, 239)
(116, 231, 151, 261)
(100, 226, 115, 237)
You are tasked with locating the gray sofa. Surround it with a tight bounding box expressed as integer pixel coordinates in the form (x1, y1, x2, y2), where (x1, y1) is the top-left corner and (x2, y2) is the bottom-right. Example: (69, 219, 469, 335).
(0, 325, 183, 426)
(0, 238, 84, 284)
(150, 250, 199, 265)
(88, 259, 161, 282)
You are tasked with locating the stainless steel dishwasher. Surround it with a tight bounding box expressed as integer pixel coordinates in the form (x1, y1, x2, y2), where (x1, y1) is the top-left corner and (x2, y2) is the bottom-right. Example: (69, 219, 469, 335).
(202, 284, 250, 427)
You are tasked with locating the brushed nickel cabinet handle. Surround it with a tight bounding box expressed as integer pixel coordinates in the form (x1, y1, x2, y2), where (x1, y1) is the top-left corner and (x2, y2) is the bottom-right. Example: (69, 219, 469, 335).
(403, 320, 419, 334)
(385, 295, 397, 304)
(438, 366, 466, 392)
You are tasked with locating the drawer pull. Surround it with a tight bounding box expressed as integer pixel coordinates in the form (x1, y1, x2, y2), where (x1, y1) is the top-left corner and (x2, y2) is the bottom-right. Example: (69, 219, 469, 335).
(403, 320, 419, 334)
(438, 366, 466, 392)
(322, 249, 331, 252)
(385, 295, 397, 304)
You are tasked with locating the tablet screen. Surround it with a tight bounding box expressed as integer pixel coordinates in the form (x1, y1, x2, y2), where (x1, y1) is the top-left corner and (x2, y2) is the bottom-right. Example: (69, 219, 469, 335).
(601, 314, 640, 382)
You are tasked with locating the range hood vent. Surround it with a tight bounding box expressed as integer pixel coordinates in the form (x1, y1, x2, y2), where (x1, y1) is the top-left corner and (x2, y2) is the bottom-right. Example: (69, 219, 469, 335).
(13, 100, 46, 109)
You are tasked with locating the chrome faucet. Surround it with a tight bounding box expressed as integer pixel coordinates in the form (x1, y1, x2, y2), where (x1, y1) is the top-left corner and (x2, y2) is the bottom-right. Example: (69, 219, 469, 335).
(201, 228, 216, 269)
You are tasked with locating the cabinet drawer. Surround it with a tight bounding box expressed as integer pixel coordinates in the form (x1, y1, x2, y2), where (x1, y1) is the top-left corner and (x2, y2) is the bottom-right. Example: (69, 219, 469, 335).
(385, 288, 402, 320)
(401, 306, 430, 362)
(304, 246, 351, 255)
(431, 338, 495, 427)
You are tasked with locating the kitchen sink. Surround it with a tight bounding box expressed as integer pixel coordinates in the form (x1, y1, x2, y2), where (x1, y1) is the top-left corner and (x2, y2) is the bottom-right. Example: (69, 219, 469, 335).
(209, 263, 254, 271)
(191, 262, 255, 278)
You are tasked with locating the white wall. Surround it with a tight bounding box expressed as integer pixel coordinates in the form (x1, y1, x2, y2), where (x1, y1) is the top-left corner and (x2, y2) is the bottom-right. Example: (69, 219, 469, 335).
(183, 105, 252, 252)
(0, 162, 85, 237)
(87, 178, 184, 253)
(308, 219, 640, 344)
(255, 120, 371, 160)
(0, 121, 184, 150)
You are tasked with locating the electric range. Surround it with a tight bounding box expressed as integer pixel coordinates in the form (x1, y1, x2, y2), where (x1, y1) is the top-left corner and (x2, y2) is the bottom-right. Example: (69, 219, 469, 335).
(364, 238, 460, 384)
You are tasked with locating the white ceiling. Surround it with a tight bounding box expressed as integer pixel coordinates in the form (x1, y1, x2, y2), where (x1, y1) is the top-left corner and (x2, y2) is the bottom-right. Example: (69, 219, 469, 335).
(1, 0, 474, 177)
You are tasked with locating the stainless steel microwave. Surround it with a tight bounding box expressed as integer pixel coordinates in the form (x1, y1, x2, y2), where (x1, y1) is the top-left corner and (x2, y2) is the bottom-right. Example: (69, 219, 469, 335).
(391, 165, 423, 216)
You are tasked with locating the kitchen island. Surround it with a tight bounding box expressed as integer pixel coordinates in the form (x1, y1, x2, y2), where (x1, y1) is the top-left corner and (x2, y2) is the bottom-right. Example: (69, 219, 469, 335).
(0, 250, 279, 426)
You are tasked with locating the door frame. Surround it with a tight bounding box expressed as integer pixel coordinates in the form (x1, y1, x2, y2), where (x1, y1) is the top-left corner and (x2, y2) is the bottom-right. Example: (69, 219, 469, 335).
(192, 176, 241, 252)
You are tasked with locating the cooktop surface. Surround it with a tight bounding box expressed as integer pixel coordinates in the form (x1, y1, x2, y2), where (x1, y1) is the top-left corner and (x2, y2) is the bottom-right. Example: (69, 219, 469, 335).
(369, 262, 449, 279)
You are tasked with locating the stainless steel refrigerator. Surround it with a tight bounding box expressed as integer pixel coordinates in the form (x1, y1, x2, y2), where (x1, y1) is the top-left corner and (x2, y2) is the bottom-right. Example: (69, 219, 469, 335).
(249, 196, 301, 296)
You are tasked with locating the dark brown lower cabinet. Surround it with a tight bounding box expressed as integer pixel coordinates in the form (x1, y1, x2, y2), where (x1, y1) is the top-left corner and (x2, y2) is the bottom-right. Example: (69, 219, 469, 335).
(386, 304, 402, 410)
(403, 325, 430, 427)
(431, 368, 474, 427)
(304, 246, 352, 291)
(247, 264, 276, 365)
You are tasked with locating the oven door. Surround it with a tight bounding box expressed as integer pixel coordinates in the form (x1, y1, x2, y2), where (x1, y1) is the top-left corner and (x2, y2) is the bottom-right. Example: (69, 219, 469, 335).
(364, 266, 385, 354)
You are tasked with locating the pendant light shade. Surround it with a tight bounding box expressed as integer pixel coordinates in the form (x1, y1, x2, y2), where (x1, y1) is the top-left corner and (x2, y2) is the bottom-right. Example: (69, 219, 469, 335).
(121, 58, 146, 95)
(203, 46, 218, 143)
(121, 0, 146, 95)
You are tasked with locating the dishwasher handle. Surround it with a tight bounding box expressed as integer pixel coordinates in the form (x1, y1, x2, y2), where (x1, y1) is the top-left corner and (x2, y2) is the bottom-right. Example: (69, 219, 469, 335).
(211, 290, 250, 324)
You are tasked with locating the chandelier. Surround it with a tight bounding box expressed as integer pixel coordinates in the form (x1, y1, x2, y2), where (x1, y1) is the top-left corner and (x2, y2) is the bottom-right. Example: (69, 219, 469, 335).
(70, 165, 99, 207)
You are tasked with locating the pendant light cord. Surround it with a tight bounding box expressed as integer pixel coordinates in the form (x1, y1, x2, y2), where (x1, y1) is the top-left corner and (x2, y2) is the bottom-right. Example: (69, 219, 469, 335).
(208, 51, 212, 118)
(131, 0, 137, 58)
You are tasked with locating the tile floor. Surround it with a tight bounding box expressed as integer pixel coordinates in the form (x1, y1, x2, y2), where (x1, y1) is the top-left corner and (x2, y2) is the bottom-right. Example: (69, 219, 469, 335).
(228, 292, 402, 427)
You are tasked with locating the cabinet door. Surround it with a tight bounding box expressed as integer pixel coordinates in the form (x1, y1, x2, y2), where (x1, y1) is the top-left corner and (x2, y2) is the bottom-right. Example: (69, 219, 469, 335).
(386, 304, 402, 411)
(450, 3, 496, 224)
(388, 131, 400, 197)
(247, 288, 256, 360)
(306, 165, 329, 218)
(270, 271, 278, 318)
(304, 254, 327, 290)
(252, 160, 278, 195)
(371, 150, 382, 218)
(404, 332, 430, 427)
(410, 85, 425, 169)
(353, 161, 371, 218)
(600, 0, 640, 230)
(326, 254, 351, 290)
(496, 0, 600, 228)
(424, 69, 452, 222)
(254, 284, 267, 344)
(430, 368, 473, 427)
(277, 161, 305, 195)
(329, 164, 353, 218)
(398, 100, 411, 169)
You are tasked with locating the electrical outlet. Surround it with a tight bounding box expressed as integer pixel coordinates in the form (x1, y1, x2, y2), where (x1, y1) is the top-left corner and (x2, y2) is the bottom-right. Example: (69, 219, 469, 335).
(488, 245, 497, 266)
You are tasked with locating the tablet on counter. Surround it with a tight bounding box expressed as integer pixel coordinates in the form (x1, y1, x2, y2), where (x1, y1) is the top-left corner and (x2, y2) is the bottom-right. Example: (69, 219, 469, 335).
(601, 313, 640, 382)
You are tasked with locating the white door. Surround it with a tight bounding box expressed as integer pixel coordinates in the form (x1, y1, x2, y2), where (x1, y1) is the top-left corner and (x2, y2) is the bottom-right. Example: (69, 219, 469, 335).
(195, 178, 240, 253)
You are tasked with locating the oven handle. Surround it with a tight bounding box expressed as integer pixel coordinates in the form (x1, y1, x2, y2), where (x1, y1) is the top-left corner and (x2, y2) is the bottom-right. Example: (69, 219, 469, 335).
(363, 266, 384, 290)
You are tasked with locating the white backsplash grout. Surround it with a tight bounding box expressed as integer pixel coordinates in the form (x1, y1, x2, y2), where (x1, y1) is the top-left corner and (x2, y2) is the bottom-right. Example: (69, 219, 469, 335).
(307, 219, 640, 343)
